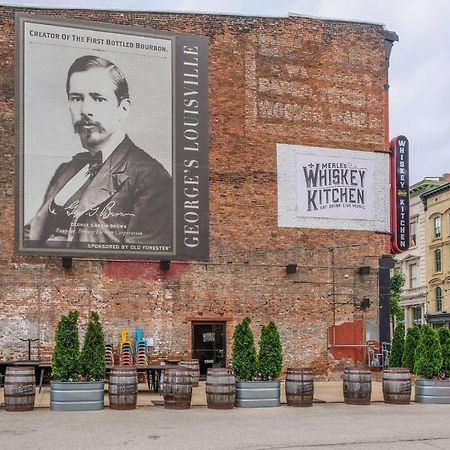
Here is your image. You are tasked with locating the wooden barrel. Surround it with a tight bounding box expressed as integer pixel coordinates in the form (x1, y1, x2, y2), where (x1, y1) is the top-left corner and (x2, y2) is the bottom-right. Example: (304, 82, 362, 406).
(4, 366, 36, 412)
(206, 368, 235, 409)
(382, 368, 411, 404)
(343, 366, 372, 405)
(285, 367, 314, 407)
(163, 359, 181, 366)
(163, 366, 192, 410)
(179, 359, 200, 387)
(108, 366, 138, 410)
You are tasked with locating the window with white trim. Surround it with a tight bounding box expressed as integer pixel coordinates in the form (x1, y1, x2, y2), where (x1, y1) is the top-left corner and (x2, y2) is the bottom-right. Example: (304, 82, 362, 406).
(434, 216, 441, 238)
(434, 248, 442, 272)
(410, 221, 417, 247)
(412, 306, 422, 323)
(409, 263, 418, 289)
(436, 286, 443, 312)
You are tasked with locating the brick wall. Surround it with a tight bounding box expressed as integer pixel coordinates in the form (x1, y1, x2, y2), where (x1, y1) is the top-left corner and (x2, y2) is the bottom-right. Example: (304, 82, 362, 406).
(0, 7, 391, 377)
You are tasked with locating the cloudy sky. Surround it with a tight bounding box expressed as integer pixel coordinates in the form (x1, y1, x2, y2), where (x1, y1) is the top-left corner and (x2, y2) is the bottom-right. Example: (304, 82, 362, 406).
(2, 0, 449, 184)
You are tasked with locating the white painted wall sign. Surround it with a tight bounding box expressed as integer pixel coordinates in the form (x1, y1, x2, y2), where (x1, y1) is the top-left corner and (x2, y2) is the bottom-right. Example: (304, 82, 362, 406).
(277, 144, 390, 232)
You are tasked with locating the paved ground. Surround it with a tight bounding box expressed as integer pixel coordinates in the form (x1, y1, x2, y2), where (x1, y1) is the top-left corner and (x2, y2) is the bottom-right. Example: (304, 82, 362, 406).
(1, 402, 449, 449)
(1, 381, 448, 449)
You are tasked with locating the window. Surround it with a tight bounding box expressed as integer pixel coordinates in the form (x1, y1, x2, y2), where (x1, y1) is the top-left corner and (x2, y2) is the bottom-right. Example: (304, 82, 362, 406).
(436, 287, 443, 312)
(434, 249, 442, 272)
(410, 221, 417, 247)
(409, 263, 418, 288)
(412, 306, 422, 321)
(434, 216, 441, 238)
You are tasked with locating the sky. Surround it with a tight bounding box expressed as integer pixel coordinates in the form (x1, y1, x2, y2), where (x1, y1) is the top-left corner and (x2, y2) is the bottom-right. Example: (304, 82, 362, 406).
(2, 0, 449, 184)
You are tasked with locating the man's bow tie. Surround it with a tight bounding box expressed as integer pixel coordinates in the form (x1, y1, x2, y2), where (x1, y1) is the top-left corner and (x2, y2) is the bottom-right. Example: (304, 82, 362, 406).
(84, 151, 103, 177)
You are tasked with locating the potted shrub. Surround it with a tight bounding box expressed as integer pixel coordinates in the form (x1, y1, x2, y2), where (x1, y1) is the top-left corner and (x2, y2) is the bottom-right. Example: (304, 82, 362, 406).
(258, 321, 283, 405)
(437, 327, 450, 378)
(414, 324, 450, 404)
(388, 324, 405, 367)
(79, 311, 106, 381)
(232, 317, 282, 408)
(401, 326, 421, 371)
(258, 321, 283, 381)
(379, 325, 421, 405)
(50, 311, 106, 411)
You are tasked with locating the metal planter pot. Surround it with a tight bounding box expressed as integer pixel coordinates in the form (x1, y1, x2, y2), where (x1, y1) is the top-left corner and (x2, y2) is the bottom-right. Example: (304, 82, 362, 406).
(415, 380, 450, 404)
(50, 381, 105, 411)
(235, 380, 280, 408)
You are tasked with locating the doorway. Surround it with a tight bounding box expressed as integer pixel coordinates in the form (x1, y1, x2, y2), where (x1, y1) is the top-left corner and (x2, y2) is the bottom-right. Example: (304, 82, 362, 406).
(191, 322, 226, 376)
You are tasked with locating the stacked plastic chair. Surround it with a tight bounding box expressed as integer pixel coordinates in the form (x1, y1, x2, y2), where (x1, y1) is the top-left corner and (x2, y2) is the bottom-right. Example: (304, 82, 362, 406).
(119, 328, 134, 366)
(135, 327, 148, 366)
(105, 342, 114, 366)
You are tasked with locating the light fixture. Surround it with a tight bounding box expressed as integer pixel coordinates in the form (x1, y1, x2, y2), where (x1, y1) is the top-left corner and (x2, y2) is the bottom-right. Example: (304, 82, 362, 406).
(360, 298, 370, 309)
(160, 260, 171, 271)
(286, 263, 297, 274)
(358, 266, 371, 275)
(62, 257, 72, 270)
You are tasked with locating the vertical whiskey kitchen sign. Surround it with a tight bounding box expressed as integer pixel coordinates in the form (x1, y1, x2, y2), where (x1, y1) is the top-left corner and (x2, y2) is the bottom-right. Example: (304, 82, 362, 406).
(390, 136, 410, 253)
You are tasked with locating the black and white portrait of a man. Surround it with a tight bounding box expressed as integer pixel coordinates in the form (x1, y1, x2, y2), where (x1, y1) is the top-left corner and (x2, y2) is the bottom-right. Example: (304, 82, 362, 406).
(24, 54, 173, 249)
(19, 19, 176, 256)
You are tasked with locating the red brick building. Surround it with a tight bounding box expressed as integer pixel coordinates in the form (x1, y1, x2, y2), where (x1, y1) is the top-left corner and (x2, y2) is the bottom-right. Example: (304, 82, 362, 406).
(0, 7, 397, 377)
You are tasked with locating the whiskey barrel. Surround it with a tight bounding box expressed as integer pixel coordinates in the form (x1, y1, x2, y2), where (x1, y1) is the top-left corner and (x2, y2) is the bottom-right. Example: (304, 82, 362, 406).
(343, 366, 372, 405)
(4, 366, 36, 411)
(382, 368, 411, 404)
(179, 359, 200, 387)
(163, 359, 180, 366)
(285, 367, 314, 407)
(206, 368, 235, 409)
(163, 366, 192, 409)
(108, 366, 138, 410)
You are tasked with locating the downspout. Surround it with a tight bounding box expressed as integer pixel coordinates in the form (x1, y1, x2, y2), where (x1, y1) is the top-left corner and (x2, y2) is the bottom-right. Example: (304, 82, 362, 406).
(378, 29, 399, 345)
(383, 29, 399, 151)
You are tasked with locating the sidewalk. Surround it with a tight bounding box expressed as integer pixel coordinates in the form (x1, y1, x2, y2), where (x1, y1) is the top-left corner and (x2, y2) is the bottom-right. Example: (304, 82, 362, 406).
(0, 396, 445, 450)
(1, 380, 413, 408)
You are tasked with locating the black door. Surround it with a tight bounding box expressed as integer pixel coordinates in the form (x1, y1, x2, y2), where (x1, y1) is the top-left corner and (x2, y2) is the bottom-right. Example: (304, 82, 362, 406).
(192, 322, 226, 376)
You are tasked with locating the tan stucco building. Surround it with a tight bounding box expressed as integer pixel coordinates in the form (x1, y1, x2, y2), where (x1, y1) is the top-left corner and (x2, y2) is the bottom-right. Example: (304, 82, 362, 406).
(396, 175, 450, 328)
(421, 180, 450, 328)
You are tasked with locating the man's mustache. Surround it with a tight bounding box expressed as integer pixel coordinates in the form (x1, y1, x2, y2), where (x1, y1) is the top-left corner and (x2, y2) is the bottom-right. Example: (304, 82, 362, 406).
(74, 119, 104, 134)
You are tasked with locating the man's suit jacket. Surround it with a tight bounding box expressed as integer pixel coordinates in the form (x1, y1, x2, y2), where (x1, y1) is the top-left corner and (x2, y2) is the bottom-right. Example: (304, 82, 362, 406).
(25, 135, 173, 248)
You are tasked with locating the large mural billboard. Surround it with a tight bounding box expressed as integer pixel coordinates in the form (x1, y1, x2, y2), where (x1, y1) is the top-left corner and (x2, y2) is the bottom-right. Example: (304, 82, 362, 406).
(15, 14, 209, 260)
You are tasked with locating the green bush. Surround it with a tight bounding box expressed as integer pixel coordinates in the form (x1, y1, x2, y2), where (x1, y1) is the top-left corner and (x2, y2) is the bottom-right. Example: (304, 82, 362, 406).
(258, 321, 283, 380)
(389, 324, 405, 367)
(52, 310, 80, 382)
(437, 327, 450, 378)
(401, 326, 421, 371)
(414, 325, 443, 378)
(231, 317, 258, 381)
(79, 311, 106, 381)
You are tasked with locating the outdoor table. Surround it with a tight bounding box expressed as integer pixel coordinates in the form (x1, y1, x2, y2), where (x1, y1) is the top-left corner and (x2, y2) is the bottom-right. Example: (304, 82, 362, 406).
(0, 360, 51, 392)
(0, 362, 166, 393)
(144, 363, 165, 392)
(38, 363, 52, 393)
